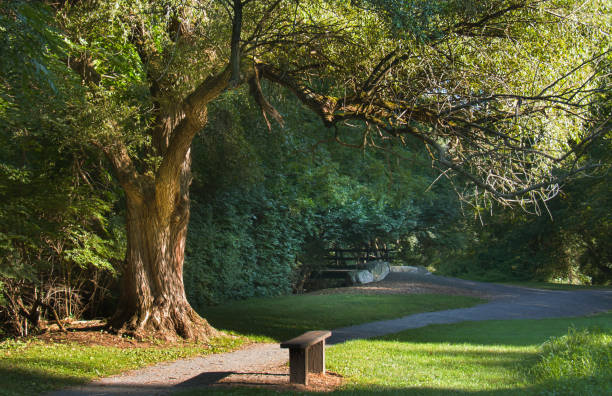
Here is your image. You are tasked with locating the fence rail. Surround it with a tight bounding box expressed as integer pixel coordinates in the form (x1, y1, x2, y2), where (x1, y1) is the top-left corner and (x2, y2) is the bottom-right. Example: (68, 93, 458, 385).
(325, 247, 395, 268)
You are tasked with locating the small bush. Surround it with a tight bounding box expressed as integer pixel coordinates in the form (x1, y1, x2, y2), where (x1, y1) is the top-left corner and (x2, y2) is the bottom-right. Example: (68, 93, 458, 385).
(531, 327, 612, 395)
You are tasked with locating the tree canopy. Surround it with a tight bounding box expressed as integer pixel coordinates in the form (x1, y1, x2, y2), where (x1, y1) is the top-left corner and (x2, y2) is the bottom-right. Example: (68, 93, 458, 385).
(1, 0, 609, 339)
(56, 0, 609, 205)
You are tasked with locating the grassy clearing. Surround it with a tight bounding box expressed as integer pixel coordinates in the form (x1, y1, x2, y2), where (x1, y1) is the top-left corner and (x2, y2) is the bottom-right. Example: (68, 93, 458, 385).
(0, 336, 245, 396)
(180, 312, 612, 395)
(325, 312, 612, 395)
(0, 293, 482, 395)
(530, 327, 612, 395)
(202, 294, 484, 342)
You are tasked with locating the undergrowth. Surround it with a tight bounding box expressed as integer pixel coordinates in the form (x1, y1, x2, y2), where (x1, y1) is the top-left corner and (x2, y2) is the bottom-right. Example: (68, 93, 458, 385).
(531, 327, 612, 395)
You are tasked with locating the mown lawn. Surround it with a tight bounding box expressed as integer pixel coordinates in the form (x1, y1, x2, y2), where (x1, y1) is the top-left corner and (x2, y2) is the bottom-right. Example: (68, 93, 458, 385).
(202, 293, 484, 342)
(0, 293, 482, 395)
(0, 335, 245, 396)
(183, 312, 612, 395)
(326, 313, 612, 395)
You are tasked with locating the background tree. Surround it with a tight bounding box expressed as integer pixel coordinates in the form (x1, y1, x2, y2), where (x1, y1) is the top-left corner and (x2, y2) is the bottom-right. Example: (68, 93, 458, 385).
(3, 0, 607, 339)
(436, 82, 611, 284)
(0, 2, 124, 336)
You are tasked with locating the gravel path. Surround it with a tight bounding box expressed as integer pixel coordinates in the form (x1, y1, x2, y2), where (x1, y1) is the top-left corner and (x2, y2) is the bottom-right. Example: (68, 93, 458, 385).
(51, 343, 288, 395)
(50, 273, 612, 395)
(329, 272, 612, 343)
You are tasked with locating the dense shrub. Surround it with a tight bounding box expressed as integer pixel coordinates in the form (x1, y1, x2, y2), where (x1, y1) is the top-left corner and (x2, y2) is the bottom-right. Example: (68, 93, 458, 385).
(0, 3, 123, 336)
(184, 188, 301, 307)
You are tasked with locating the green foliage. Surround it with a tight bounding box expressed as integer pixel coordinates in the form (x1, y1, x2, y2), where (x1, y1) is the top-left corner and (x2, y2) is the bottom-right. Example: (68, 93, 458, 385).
(183, 85, 470, 303)
(1, 0, 609, 334)
(435, 132, 612, 284)
(531, 327, 612, 395)
(433, 50, 611, 285)
(184, 92, 303, 306)
(0, 2, 124, 335)
(185, 188, 301, 306)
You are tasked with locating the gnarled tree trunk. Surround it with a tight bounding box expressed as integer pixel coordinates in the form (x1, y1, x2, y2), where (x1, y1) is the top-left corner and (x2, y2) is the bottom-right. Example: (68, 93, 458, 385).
(109, 148, 218, 341)
(100, 68, 232, 340)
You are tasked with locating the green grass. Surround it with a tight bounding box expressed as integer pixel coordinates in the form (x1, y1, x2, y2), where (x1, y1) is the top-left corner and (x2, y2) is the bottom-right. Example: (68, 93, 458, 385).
(530, 327, 612, 395)
(325, 313, 612, 395)
(179, 312, 612, 395)
(498, 281, 612, 291)
(383, 312, 612, 346)
(431, 271, 611, 290)
(0, 293, 482, 395)
(6, 293, 610, 396)
(202, 293, 484, 342)
(0, 335, 245, 396)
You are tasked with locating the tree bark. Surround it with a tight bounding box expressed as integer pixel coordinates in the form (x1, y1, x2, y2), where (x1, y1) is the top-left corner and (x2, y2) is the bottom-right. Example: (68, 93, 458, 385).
(101, 67, 232, 341)
(109, 149, 217, 340)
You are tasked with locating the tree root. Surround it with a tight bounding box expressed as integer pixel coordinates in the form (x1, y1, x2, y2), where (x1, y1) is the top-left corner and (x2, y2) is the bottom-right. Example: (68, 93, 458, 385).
(108, 304, 219, 342)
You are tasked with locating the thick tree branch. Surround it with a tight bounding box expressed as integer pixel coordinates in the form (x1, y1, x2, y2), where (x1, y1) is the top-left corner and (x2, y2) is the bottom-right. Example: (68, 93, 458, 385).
(155, 66, 232, 219)
(258, 63, 436, 128)
(258, 55, 604, 206)
(93, 139, 147, 202)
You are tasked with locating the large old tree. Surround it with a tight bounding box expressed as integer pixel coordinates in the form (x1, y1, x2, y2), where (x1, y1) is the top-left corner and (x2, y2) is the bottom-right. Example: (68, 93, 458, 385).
(44, 0, 609, 339)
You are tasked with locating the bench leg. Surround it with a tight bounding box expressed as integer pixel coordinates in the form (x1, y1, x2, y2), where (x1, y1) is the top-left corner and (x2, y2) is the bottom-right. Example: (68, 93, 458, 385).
(289, 348, 308, 385)
(307, 340, 325, 374)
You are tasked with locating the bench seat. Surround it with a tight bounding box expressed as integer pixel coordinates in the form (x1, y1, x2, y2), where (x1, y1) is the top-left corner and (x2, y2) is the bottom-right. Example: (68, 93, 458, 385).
(281, 330, 332, 385)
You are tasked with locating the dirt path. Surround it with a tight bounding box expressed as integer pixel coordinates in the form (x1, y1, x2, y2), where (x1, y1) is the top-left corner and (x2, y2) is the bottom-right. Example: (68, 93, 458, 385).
(50, 273, 612, 395)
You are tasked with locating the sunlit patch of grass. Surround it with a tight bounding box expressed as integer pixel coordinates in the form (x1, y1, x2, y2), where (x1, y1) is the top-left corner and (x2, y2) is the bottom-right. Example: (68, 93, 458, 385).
(0, 335, 245, 396)
(325, 313, 612, 395)
(176, 313, 612, 396)
(202, 294, 484, 342)
(328, 339, 536, 394)
(382, 313, 612, 347)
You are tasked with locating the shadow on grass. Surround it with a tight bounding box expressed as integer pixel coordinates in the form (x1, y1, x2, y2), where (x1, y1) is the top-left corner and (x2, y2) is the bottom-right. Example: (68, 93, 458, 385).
(3, 355, 107, 374)
(0, 366, 86, 395)
(202, 294, 484, 342)
(183, 377, 610, 395)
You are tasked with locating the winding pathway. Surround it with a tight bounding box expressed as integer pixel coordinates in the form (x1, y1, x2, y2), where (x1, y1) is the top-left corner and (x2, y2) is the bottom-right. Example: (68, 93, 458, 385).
(50, 273, 612, 395)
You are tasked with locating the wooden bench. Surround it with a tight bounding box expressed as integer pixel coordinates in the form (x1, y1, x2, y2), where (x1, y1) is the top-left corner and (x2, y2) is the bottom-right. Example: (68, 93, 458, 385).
(280, 330, 332, 385)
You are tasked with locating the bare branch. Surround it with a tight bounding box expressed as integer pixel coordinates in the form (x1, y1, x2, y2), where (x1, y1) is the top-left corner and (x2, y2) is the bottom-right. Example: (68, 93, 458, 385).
(248, 67, 284, 130)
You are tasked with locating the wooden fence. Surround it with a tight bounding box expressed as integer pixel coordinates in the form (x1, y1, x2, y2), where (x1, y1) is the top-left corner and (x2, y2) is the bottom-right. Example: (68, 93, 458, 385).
(325, 247, 394, 269)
